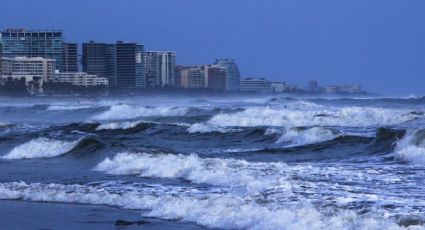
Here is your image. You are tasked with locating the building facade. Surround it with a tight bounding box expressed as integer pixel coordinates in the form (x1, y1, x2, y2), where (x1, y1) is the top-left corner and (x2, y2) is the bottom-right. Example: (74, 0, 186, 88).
(177, 66, 206, 89)
(206, 65, 226, 90)
(55, 72, 108, 87)
(83, 41, 144, 89)
(62, 43, 78, 72)
(0, 29, 64, 71)
(115, 42, 144, 89)
(144, 51, 176, 88)
(2, 56, 56, 82)
(214, 59, 240, 91)
(270, 81, 287, 93)
(240, 78, 272, 93)
(1, 57, 56, 94)
(0, 43, 2, 76)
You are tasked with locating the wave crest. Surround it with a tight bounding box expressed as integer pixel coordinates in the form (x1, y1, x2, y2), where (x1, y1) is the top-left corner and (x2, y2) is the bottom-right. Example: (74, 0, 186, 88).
(91, 104, 188, 120)
(276, 127, 340, 147)
(192, 106, 421, 130)
(394, 129, 425, 165)
(1, 136, 103, 160)
(94, 152, 292, 192)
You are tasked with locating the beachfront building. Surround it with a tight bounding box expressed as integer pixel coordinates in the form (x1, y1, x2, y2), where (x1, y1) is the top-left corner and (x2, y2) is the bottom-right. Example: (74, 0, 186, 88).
(54, 72, 108, 87)
(143, 51, 176, 88)
(62, 43, 78, 72)
(83, 41, 144, 89)
(214, 59, 240, 91)
(0, 29, 64, 71)
(206, 65, 227, 90)
(240, 78, 272, 93)
(0, 56, 56, 94)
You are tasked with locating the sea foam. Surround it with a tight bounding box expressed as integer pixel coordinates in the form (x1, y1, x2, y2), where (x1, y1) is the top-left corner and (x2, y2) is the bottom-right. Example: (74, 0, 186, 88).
(91, 104, 188, 120)
(189, 106, 421, 131)
(1, 138, 80, 159)
(394, 129, 425, 165)
(0, 181, 411, 230)
(94, 152, 292, 192)
(276, 127, 339, 147)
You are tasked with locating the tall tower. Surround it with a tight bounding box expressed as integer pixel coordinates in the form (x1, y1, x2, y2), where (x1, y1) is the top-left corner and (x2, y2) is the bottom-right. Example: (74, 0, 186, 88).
(0, 29, 64, 71)
(143, 51, 176, 88)
(62, 43, 78, 72)
(214, 59, 241, 91)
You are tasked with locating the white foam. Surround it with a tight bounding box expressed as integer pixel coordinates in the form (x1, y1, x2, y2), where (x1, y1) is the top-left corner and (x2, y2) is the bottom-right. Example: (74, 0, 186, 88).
(96, 120, 143, 130)
(190, 106, 421, 130)
(276, 127, 339, 147)
(91, 104, 188, 120)
(94, 152, 292, 193)
(47, 105, 93, 111)
(394, 130, 425, 165)
(186, 123, 240, 133)
(0, 181, 409, 230)
(1, 138, 80, 159)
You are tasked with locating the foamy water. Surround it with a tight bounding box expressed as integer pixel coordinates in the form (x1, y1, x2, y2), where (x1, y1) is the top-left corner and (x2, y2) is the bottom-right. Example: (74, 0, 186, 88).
(1, 97, 425, 229)
(1, 138, 81, 159)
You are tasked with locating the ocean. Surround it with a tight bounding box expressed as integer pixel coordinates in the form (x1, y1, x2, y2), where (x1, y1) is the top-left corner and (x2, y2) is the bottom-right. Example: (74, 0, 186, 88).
(0, 95, 424, 230)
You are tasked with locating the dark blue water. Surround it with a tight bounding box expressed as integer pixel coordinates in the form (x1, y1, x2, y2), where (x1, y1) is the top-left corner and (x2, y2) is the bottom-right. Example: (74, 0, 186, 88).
(0, 96, 425, 229)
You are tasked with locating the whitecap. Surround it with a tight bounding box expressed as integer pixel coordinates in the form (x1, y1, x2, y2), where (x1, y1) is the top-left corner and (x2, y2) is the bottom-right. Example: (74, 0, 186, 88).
(91, 104, 188, 120)
(393, 130, 425, 165)
(94, 152, 292, 193)
(0, 181, 409, 230)
(190, 106, 421, 131)
(1, 138, 80, 159)
(276, 127, 339, 147)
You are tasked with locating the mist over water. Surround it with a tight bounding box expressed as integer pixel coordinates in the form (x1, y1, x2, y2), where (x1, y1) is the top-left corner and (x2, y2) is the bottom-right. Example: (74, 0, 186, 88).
(1, 95, 425, 229)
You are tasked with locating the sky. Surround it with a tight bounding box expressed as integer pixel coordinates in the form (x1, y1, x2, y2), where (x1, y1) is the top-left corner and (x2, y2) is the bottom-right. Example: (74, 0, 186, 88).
(0, 0, 424, 95)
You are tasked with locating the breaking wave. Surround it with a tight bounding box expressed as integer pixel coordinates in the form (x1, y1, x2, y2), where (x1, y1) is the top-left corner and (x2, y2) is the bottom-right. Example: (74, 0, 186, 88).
(94, 152, 292, 192)
(276, 127, 340, 147)
(46, 105, 94, 111)
(190, 106, 422, 130)
(91, 104, 188, 120)
(393, 129, 425, 165)
(1, 136, 102, 160)
(96, 120, 144, 130)
(0, 181, 411, 230)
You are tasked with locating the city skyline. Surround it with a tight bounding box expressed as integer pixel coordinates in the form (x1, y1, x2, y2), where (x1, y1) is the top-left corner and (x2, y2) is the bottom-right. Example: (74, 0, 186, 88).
(1, 0, 425, 95)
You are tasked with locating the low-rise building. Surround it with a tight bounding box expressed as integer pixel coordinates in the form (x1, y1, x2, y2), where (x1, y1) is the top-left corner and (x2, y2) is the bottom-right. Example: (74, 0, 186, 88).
(240, 78, 271, 93)
(1, 56, 56, 82)
(54, 72, 109, 87)
(1, 56, 56, 94)
(270, 81, 286, 93)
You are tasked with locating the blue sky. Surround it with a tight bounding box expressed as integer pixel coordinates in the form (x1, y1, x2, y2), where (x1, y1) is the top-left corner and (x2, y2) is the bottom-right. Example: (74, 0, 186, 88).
(1, 0, 424, 95)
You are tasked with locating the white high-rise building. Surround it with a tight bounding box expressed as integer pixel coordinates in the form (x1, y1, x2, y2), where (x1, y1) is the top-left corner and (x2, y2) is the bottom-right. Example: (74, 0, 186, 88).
(144, 51, 176, 88)
(214, 59, 241, 91)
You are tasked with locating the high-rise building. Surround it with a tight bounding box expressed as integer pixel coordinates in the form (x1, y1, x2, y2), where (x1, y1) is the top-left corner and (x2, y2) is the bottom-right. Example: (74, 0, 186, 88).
(144, 51, 176, 88)
(62, 43, 78, 72)
(82, 41, 144, 89)
(214, 59, 240, 91)
(206, 65, 227, 90)
(0, 29, 64, 71)
(83, 42, 105, 76)
(0, 43, 2, 75)
(177, 66, 207, 89)
(115, 42, 144, 89)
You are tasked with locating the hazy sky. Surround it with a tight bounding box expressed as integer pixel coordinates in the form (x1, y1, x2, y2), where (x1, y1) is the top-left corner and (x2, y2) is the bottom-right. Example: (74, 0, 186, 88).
(1, 0, 424, 95)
